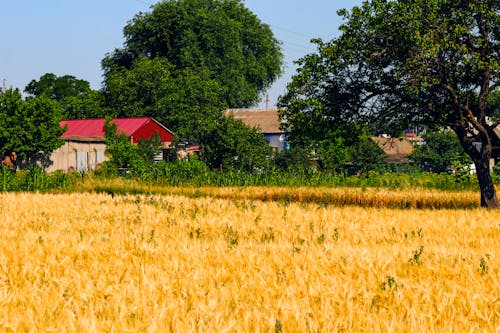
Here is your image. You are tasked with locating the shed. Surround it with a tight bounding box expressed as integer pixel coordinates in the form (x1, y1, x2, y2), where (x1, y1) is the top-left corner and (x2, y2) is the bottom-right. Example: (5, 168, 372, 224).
(48, 117, 174, 172)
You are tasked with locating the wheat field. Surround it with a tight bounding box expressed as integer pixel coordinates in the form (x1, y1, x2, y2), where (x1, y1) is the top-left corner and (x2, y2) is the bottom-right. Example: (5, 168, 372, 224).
(0, 190, 498, 332)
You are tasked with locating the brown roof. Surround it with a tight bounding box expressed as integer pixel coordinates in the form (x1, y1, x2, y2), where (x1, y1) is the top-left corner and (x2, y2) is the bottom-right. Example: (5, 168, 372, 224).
(371, 137, 414, 163)
(224, 109, 283, 134)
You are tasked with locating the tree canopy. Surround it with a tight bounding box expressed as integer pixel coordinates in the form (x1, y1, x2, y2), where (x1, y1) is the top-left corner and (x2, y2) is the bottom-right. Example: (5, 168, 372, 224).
(279, 0, 499, 207)
(104, 56, 227, 141)
(411, 130, 471, 174)
(102, 0, 283, 109)
(0, 89, 65, 168)
(25, 73, 107, 119)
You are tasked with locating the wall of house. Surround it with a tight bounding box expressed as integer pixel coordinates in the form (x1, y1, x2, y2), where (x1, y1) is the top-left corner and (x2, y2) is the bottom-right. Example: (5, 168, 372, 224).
(47, 141, 107, 172)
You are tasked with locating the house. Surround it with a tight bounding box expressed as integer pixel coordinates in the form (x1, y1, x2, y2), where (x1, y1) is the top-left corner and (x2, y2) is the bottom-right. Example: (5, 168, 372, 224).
(371, 136, 414, 163)
(224, 108, 287, 152)
(48, 117, 174, 172)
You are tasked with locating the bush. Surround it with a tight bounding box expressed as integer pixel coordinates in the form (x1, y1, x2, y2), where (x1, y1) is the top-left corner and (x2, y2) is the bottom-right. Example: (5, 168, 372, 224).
(411, 130, 470, 173)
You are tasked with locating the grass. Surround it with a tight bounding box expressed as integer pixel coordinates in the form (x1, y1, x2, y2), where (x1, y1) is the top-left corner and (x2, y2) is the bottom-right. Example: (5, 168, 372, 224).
(81, 177, 482, 209)
(0, 190, 498, 331)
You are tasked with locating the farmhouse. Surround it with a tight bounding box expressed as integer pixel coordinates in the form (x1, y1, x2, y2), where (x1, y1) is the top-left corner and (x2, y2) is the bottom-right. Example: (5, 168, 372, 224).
(47, 117, 174, 172)
(370, 136, 415, 164)
(224, 109, 287, 152)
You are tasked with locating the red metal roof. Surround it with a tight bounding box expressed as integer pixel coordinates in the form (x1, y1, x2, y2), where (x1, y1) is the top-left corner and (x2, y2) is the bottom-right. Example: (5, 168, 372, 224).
(60, 117, 173, 143)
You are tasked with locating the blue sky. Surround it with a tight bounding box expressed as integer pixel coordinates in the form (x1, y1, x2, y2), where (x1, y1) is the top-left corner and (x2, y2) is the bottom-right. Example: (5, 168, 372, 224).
(0, 0, 362, 108)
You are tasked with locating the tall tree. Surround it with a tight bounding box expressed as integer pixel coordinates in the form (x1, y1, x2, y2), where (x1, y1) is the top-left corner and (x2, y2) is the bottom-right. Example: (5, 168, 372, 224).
(25, 73, 91, 101)
(102, 0, 283, 108)
(279, 0, 500, 208)
(0, 89, 65, 168)
(201, 116, 271, 171)
(25, 73, 107, 119)
(104, 56, 227, 141)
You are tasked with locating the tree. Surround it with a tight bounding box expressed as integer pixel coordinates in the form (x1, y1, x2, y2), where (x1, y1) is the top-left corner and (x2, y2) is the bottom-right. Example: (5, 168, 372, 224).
(103, 56, 227, 141)
(0, 89, 65, 168)
(102, 0, 283, 108)
(201, 116, 271, 171)
(102, 119, 162, 176)
(411, 130, 471, 174)
(25, 73, 107, 119)
(279, 0, 500, 208)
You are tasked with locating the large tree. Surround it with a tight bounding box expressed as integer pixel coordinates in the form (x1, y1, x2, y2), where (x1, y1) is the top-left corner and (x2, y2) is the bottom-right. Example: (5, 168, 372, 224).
(0, 89, 65, 168)
(279, 0, 500, 208)
(25, 73, 107, 119)
(104, 56, 227, 141)
(102, 0, 283, 109)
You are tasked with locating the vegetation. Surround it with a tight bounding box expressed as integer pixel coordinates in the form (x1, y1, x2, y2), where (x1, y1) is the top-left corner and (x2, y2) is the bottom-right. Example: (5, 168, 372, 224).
(0, 88, 65, 168)
(25, 73, 107, 119)
(2, 1, 499, 330)
(0, 191, 497, 331)
(102, 0, 283, 109)
(101, 118, 162, 178)
(279, 0, 500, 207)
(411, 130, 471, 174)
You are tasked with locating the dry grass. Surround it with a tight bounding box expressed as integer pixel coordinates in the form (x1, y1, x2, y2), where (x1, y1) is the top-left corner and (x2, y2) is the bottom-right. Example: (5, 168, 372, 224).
(0, 190, 498, 332)
(81, 177, 484, 209)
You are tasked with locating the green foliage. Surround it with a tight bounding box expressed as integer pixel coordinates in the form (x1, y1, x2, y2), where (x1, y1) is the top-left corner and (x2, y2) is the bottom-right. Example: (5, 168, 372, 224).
(201, 116, 272, 172)
(408, 246, 424, 266)
(103, 57, 226, 141)
(493, 162, 500, 183)
(25, 73, 90, 100)
(103, 0, 283, 108)
(348, 135, 386, 173)
(273, 146, 312, 173)
(278, 0, 499, 207)
(380, 276, 399, 292)
(1, 165, 68, 192)
(0, 166, 18, 191)
(152, 158, 211, 185)
(0, 88, 65, 167)
(25, 73, 107, 119)
(102, 119, 162, 179)
(478, 256, 489, 276)
(412, 130, 471, 174)
(101, 1, 283, 171)
(487, 90, 500, 121)
(315, 136, 350, 171)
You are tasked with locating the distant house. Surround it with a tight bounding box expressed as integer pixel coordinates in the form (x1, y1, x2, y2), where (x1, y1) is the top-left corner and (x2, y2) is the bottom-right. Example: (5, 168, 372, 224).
(371, 136, 414, 163)
(224, 108, 287, 152)
(48, 117, 174, 172)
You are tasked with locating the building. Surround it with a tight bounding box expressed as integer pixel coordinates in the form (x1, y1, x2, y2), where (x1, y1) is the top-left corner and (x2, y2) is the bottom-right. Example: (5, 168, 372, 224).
(48, 117, 174, 172)
(371, 136, 415, 163)
(224, 109, 287, 152)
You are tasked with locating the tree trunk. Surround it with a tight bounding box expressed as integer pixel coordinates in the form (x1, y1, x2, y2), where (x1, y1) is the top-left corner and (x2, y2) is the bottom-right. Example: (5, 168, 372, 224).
(474, 158, 499, 208)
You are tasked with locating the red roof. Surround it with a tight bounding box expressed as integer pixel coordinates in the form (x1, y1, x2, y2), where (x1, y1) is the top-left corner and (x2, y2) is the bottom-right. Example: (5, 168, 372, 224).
(60, 117, 174, 143)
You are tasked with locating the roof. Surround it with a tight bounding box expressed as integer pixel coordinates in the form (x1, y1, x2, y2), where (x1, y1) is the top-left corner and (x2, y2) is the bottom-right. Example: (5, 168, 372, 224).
(224, 109, 283, 134)
(60, 117, 172, 142)
(371, 137, 414, 163)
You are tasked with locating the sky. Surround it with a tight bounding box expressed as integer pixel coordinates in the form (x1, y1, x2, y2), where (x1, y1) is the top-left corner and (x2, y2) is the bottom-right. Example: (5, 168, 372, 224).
(0, 0, 362, 108)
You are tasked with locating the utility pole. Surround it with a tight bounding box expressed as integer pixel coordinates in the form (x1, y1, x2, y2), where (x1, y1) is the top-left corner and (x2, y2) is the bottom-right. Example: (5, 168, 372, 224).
(265, 94, 270, 109)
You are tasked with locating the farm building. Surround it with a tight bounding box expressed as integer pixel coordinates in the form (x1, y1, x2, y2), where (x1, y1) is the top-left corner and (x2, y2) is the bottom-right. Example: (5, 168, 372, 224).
(370, 136, 415, 164)
(47, 117, 174, 172)
(224, 109, 287, 152)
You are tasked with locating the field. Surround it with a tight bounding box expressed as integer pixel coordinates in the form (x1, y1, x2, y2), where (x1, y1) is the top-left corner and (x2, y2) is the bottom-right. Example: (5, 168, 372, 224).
(0, 188, 499, 332)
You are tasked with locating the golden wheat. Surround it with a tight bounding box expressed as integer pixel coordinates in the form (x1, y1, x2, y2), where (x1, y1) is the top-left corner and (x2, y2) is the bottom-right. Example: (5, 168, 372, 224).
(0, 191, 498, 332)
(78, 176, 484, 209)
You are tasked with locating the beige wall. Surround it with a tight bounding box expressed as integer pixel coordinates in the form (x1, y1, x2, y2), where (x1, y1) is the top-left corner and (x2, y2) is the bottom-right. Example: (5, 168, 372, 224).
(47, 141, 107, 172)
